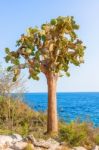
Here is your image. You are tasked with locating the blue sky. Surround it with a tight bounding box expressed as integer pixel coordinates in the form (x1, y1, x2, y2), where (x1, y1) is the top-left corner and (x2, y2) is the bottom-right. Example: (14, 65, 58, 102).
(0, 0, 99, 92)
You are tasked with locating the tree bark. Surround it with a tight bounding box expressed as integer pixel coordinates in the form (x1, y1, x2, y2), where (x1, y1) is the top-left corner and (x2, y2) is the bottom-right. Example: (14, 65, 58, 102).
(47, 72, 58, 133)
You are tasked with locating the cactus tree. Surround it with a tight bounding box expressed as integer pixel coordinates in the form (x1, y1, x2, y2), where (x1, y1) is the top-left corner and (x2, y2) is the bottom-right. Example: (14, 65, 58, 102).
(5, 16, 86, 133)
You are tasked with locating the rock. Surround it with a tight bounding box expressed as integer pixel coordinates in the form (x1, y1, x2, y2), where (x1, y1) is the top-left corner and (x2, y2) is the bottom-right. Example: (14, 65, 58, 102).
(0, 144, 13, 150)
(0, 134, 22, 145)
(6, 148, 14, 150)
(10, 140, 34, 150)
(26, 135, 49, 149)
(26, 135, 36, 143)
(60, 142, 66, 146)
(0, 134, 23, 150)
(11, 141, 28, 150)
(46, 138, 60, 150)
(93, 145, 99, 150)
(59, 146, 73, 150)
(37, 138, 59, 150)
(35, 148, 42, 150)
(0, 135, 13, 147)
(27, 136, 60, 150)
(73, 147, 87, 150)
(10, 134, 23, 142)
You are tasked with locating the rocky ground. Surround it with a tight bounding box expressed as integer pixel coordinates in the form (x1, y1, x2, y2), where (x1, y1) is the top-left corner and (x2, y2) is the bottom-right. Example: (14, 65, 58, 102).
(0, 134, 99, 150)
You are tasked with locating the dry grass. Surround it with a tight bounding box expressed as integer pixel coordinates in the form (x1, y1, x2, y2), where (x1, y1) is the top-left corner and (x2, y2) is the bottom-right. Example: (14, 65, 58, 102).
(0, 95, 47, 137)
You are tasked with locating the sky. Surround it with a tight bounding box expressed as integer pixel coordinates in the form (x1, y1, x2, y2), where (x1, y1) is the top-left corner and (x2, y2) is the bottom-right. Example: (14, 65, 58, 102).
(0, 0, 99, 92)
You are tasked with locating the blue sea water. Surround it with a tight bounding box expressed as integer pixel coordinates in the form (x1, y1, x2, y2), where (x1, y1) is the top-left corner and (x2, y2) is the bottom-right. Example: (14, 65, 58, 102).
(23, 92, 99, 127)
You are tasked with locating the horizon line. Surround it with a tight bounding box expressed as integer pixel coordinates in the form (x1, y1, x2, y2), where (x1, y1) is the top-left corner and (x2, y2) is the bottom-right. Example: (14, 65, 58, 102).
(12, 91, 99, 94)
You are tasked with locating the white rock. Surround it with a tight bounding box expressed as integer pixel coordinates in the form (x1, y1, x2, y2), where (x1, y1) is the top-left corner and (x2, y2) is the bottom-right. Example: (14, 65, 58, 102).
(31, 138, 59, 150)
(93, 145, 99, 150)
(35, 148, 42, 150)
(0, 134, 22, 145)
(0, 134, 23, 149)
(73, 146, 87, 150)
(39, 138, 59, 150)
(0, 143, 3, 149)
(0, 135, 13, 146)
(10, 134, 23, 142)
(6, 148, 14, 150)
(0, 143, 13, 150)
(47, 138, 60, 150)
(12, 141, 28, 150)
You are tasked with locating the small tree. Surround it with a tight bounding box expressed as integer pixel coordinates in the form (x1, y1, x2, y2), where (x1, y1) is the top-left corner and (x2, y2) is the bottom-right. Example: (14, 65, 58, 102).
(0, 66, 26, 128)
(0, 67, 26, 95)
(5, 16, 86, 133)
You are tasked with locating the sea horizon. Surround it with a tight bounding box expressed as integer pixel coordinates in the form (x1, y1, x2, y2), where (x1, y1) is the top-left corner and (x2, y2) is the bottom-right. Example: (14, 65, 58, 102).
(13, 91, 99, 94)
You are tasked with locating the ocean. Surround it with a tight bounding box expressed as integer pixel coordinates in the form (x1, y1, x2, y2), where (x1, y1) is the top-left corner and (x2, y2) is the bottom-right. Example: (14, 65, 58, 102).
(23, 92, 99, 127)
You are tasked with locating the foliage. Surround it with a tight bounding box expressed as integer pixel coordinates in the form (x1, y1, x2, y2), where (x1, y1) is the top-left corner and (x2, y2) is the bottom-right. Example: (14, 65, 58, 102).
(94, 134, 99, 145)
(24, 143, 34, 150)
(59, 121, 99, 149)
(92, 127, 99, 146)
(0, 95, 47, 137)
(5, 16, 86, 81)
(59, 122, 87, 146)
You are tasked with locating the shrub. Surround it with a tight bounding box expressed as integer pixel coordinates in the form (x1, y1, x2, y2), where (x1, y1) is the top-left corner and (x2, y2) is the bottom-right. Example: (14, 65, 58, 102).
(59, 121, 99, 149)
(94, 135, 99, 145)
(0, 96, 47, 137)
(59, 121, 88, 146)
(24, 143, 34, 150)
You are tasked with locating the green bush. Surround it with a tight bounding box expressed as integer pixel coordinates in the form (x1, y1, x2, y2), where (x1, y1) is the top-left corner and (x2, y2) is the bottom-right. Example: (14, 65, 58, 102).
(95, 135, 99, 145)
(59, 122, 88, 146)
(24, 143, 34, 150)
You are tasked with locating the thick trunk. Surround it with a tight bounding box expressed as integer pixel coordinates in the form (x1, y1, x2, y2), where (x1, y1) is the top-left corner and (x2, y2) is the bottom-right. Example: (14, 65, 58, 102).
(47, 73, 58, 133)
